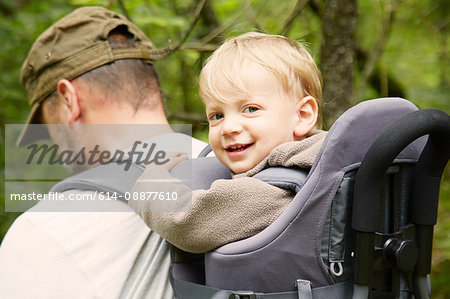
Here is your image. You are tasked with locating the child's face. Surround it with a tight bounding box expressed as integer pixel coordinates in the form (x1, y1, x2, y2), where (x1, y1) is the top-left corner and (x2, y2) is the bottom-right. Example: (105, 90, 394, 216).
(205, 62, 301, 173)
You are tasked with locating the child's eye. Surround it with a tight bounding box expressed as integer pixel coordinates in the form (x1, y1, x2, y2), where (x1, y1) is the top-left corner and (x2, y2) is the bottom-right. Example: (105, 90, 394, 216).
(243, 106, 259, 113)
(210, 113, 224, 121)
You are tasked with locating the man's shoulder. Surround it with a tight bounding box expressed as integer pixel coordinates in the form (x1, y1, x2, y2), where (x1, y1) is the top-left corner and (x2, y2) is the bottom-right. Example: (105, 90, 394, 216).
(0, 194, 170, 298)
(2, 195, 148, 246)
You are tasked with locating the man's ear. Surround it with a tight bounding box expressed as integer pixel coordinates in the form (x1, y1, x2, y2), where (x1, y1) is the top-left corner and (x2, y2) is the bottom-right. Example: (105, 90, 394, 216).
(293, 96, 319, 138)
(56, 79, 81, 124)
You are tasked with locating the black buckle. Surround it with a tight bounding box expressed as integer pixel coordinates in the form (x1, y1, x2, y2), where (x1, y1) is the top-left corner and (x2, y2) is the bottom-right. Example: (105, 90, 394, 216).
(228, 290, 256, 299)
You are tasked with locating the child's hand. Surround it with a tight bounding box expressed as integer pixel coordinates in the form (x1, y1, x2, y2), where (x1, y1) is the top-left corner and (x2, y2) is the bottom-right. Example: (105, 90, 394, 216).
(148, 152, 187, 171)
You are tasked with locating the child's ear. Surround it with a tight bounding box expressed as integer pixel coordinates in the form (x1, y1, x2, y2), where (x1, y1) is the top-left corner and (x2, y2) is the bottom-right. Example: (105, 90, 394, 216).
(293, 96, 319, 138)
(56, 79, 81, 124)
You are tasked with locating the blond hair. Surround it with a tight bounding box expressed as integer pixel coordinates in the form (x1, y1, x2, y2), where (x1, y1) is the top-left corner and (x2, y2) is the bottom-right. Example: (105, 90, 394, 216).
(199, 32, 322, 121)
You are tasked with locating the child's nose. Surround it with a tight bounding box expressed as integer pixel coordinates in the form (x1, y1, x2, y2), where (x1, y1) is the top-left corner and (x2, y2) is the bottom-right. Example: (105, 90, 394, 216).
(221, 117, 243, 136)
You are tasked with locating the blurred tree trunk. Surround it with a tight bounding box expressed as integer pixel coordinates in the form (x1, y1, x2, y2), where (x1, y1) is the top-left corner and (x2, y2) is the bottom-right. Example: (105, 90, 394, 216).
(320, 0, 357, 128)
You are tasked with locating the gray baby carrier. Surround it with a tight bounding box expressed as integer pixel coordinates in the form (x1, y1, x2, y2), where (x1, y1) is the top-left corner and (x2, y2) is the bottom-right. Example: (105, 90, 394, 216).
(51, 98, 449, 298)
(168, 98, 449, 299)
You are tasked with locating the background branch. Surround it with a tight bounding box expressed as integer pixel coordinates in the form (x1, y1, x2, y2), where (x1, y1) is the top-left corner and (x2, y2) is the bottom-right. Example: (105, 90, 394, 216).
(242, 0, 264, 31)
(117, 0, 132, 21)
(200, 11, 242, 45)
(354, 0, 400, 98)
(180, 44, 219, 52)
(167, 111, 207, 123)
(172, 0, 208, 52)
(279, 0, 310, 36)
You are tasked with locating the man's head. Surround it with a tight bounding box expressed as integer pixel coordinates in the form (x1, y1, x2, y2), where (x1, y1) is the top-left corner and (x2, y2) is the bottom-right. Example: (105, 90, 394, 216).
(198, 32, 322, 174)
(18, 6, 171, 146)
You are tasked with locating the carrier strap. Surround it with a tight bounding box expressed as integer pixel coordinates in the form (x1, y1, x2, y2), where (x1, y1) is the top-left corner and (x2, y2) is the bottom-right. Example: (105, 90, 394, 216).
(50, 161, 143, 200)
(50, 143, 213, 195)
(170, 273, 352, 299)
(253, 166, 308, 193)
(50, 161, 308, 199)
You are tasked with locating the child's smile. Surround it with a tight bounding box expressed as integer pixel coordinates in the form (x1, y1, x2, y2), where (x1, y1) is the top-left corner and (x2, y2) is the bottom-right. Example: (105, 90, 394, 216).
(225, 142, 253, 160)
(225, 143, 253, 153)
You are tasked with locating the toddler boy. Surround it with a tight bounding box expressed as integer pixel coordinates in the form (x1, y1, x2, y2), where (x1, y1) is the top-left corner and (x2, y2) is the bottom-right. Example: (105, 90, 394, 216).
(130, 32, 326, 253)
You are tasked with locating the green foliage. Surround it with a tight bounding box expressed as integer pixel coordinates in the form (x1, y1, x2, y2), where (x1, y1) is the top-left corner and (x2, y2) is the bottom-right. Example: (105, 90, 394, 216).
(0, 0, 448, 295)
(0, 0, 75, 125)
(70, 0, 107, 6)
(431, 167, 450, 298)
(0, 0, 76, 248)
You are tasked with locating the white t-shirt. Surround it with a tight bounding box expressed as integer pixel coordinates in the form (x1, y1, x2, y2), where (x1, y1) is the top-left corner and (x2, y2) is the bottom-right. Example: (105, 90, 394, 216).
(0, 133, 208, 299)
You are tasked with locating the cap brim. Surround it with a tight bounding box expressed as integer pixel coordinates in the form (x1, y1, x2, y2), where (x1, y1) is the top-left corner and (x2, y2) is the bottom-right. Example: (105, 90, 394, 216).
(16, 103, 50, 147)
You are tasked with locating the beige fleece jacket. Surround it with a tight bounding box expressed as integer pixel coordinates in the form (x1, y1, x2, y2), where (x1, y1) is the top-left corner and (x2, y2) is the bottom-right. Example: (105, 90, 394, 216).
(130, 131, 327, 253)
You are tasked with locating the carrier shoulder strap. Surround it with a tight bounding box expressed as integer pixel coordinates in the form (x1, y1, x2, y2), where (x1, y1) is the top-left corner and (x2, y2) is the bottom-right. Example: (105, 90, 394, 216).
(50, 141, 215, 194)
(50, 161, 309, 198)
(253, 166, 308, 193)
(49, 161, 143, 198)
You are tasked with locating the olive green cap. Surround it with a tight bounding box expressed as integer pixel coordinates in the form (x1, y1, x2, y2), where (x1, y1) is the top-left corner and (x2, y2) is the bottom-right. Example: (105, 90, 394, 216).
(17, 6, 170, 146)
